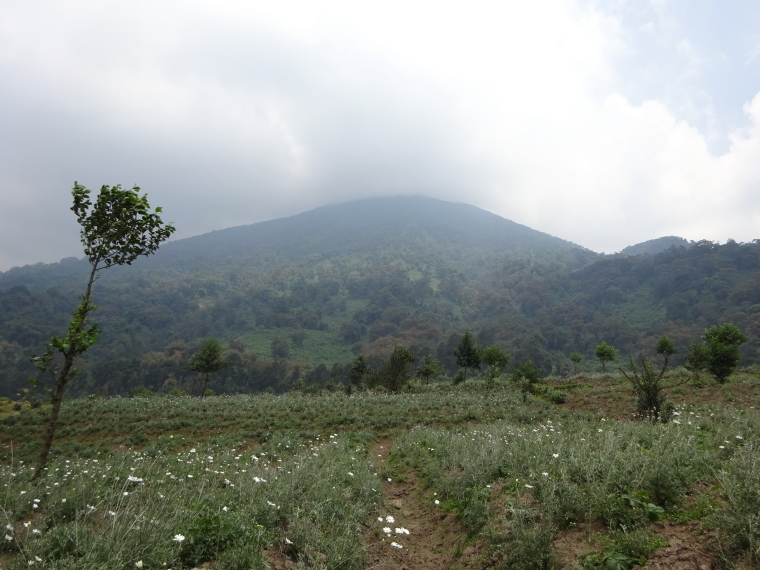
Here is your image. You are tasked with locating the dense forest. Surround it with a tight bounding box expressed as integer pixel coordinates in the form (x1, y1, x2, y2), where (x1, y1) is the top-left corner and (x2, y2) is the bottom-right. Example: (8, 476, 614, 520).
(1, 196, 758, 398)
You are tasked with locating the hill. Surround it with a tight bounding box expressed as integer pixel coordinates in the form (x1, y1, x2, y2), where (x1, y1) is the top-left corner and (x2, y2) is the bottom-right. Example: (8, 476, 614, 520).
(620, 235, 694, 256)
(1, 197, 758, 398)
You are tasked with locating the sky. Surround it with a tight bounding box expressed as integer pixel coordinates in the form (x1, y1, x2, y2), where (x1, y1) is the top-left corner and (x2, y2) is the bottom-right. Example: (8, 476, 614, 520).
(2, 0, 760, 270)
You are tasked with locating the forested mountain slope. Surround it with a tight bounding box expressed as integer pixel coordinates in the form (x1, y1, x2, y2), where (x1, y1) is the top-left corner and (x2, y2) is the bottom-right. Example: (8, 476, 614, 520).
(1, 197, 758, 397)
(620, 236, 694, 256)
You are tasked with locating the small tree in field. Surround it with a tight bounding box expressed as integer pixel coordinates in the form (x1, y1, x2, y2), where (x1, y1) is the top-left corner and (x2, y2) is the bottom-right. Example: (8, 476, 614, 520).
(685, 324, 747, 384)
(510, 360, 542, 402)
(480, 346, 509, 390)
(347, 353, 370, 394)
(704, 324, 748, 383)
(594, 341, 618, 373)
(31, 183, 174, 478)
(371, 346, 416, 392)
(189, 338, 229, 398)
(415, 354, 445, 384)
(454, 330, 481, 383)
(620, 335, 678, 423)
(569, 352, 582, 375)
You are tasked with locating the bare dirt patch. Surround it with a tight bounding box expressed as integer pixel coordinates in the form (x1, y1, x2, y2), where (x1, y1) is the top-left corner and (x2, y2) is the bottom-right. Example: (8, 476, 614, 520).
(364, 440, 492, 570)
(634, 521, 718, 570)
(553, 521, 609, 569)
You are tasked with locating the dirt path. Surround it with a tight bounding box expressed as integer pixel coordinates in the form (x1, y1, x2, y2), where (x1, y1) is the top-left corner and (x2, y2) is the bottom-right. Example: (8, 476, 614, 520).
(364, 440, 492, 570)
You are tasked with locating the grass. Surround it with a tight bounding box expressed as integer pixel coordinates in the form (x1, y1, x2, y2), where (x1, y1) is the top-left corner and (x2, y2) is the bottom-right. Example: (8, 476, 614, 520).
(0, 372, 758, 568)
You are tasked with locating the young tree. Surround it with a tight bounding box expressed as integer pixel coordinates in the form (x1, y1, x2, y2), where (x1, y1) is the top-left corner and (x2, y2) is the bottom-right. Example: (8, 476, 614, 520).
(348, 353, 370, 393)
(480, 346, 509, 389)
(454, 330, 481, 382)
(189, 338, 229, 398)
(510, 360, 542, 402)
(594, 341, 619, 373)
(703, 323, 748, 383)
(621, 335, 678, 422)
(684, 341, 710, 381)
(372, 346, 416, 392)
(569, 352, 583, 375)
(31, 183, 174, 478)
(415, 354, 445, 384)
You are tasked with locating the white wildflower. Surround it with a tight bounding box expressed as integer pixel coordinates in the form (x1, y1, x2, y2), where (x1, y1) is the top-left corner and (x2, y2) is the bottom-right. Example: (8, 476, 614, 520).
(173, 534, 185, 542)
(390, 542, 403, 549)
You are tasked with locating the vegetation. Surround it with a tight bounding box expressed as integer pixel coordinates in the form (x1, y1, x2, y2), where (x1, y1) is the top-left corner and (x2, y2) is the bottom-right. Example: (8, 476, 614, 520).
(189, 338, 230, 398)
(594, 341, 619, 373)
(454, 330, 481, 383)
(28, 183, 174, 477)
(0, 369, 757, 569)
(1, 199, 759, 398)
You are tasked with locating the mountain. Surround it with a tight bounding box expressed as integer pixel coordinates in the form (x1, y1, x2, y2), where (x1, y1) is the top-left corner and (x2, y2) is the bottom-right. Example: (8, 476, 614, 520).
(1, 197, 758, 398)
(620, 236, 693, 257)
(0, 196, 594, 292)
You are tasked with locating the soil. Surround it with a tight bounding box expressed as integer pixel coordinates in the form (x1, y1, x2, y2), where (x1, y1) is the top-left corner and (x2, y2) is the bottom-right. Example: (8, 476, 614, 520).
(634, 520, 718, 570)
(364, 440, 492, 570)
(554, 375, 760, 420)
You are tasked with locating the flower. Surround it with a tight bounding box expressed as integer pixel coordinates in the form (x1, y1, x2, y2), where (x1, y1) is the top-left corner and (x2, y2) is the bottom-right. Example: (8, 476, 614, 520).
(434, 500, 440, 505)
(4, 534, 12, 541)
(552, 454, 559, 458)
(395, 527, 410, 535)
(173, 534, 185, 542)
(542, 472, 548, 477)
(385, 515, 395, 523)
(377, 517, 383, 522)
(285, 538, 293, 545)
(525, 484, 534, 489)
(31, 529, 41, 535)
(383, 527, 392, 534)
(222, 506, 229, 512)
(390, 542, 403, 549)
(135, 561, 144, 568)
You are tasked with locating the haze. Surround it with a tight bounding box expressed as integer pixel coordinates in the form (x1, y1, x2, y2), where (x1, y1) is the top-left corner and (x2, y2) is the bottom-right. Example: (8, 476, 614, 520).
(2, 0, 760, 271)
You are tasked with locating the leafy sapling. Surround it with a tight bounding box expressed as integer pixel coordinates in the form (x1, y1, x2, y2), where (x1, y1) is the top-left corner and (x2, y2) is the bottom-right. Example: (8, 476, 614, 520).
(31, 183, 174, 478)
(480, 346, 509, 390)
(594, 341, 619, 373)
(569, 352, 583, 375)
(415, 354, 445, 384)
(189, 338, 230, 398)
(454, 330, 481, 383)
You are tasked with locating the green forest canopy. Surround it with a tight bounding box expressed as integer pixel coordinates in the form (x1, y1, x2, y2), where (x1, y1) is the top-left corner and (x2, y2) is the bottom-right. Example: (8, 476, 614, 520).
(1, 196, 758, 397)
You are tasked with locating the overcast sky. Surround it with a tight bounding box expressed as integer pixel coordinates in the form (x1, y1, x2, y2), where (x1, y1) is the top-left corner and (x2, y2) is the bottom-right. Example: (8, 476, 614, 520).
(2, 0, 760, 270)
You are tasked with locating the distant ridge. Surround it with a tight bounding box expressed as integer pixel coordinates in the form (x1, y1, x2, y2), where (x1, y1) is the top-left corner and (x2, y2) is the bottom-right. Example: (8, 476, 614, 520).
(0, 195, 595, 290)
(620, 236, 693, 257)
(146, 195, 591, 265)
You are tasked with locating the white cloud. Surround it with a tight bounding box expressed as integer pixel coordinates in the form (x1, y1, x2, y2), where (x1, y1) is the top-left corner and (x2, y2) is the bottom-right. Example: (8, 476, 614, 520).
(1, 0, 759, 269)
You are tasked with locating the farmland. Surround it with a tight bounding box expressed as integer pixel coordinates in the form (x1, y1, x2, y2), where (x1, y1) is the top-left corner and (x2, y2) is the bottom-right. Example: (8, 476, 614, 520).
(0, 370, 758, 569)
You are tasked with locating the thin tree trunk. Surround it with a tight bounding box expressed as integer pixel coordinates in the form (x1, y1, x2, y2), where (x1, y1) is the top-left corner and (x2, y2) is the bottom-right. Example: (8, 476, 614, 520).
(201, 374, 209, 399)
(33, 260, 98, 480)
(33, 378, 68, 479)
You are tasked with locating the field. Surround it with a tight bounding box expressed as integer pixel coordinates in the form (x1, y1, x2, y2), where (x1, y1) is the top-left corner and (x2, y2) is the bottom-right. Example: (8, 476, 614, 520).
(0, 370, 758, 569)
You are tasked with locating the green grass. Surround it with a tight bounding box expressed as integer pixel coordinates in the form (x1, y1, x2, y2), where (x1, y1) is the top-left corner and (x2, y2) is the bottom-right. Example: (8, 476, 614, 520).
(1, 375, 758, 568)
